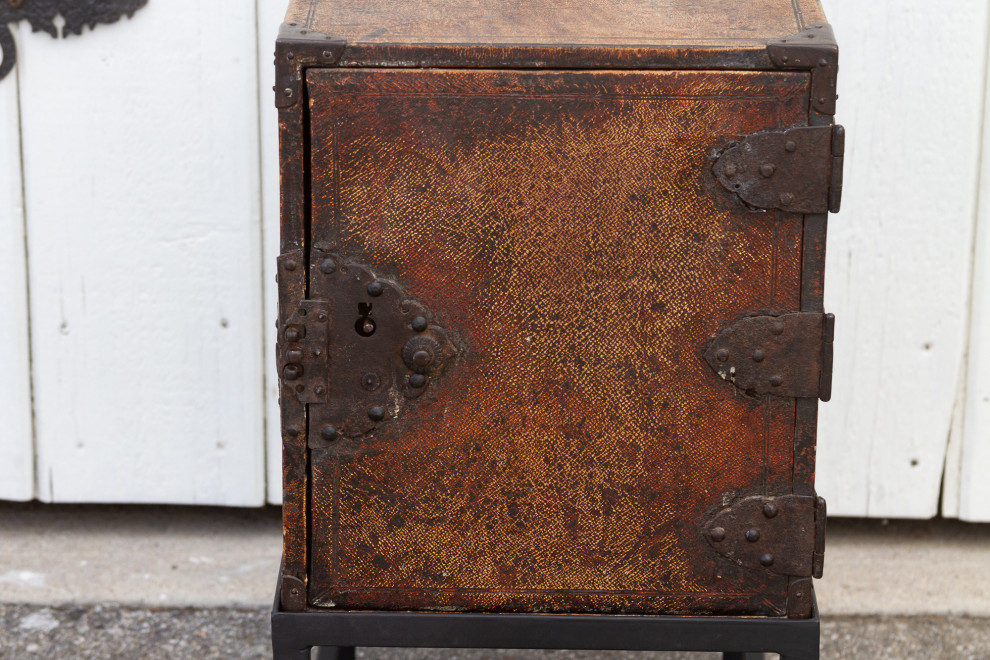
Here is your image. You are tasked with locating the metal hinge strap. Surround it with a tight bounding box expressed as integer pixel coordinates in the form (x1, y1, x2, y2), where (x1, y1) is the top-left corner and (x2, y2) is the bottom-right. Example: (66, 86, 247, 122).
(704, 493, 827, 578)
(713, 125, 844, 214)
(704, 312, 835, 401)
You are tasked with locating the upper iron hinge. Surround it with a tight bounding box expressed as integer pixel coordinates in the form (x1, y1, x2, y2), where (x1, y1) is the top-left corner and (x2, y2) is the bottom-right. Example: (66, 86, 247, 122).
(703, 312, 835, 401)
(713, 124, 844, 214)
(704, 494, 827, 578)
(274, 22, 347, 108)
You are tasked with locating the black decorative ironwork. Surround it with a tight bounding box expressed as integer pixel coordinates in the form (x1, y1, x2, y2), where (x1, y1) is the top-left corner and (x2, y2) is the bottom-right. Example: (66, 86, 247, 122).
(0, 0, 149, 80)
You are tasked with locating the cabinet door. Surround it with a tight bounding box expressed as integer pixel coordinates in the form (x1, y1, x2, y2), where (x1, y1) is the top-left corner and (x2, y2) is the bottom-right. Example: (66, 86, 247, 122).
(304, 68, 811, 615)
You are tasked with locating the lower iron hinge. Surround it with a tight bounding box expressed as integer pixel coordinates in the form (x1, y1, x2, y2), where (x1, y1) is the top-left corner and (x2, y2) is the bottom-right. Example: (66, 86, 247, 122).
(704, 494, 827, 578)
(277, 298, 331, 405)
(703, 311, 834, 401)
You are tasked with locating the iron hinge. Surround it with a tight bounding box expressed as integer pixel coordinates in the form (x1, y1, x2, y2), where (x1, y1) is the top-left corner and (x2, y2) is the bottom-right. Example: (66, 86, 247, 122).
(703, 312, 834, 401)
(277, 288, 331, 405)
(274, 22, 346, 108)
(713, 124, 844, 214)
(704, 494, 827, 578)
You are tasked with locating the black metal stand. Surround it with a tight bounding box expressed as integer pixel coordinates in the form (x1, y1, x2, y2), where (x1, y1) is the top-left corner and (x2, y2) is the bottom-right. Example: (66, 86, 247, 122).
(271, 570, 820, 660)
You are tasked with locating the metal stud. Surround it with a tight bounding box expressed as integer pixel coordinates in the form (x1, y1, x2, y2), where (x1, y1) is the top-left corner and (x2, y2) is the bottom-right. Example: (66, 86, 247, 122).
(283, 88, 293, 97)
(716, 348, 729, 362)
(745, 529, 761, 542)
(784, 140, 797, 152)
(313, 385, 326, 396)
(412, 350, 433, 368)
(771, 320, 785, 335)
(411, 316, 428, 332)
(284, 259, 298, 271)
(321, 426, 339, 442)
(361, 373, 381, 392)
(710, 526, 726, 542)
(779, 192, 795, 206)
(283, 364, 302, 380)
(286, 425, 301, 437)
(760, 553, 775, 567)
(752, 349, 765, 363)
(770, 375, 783, 387)
(319, 258, 336, 274)
(764, 503, 779, 518)
(760, 164, 775, 178)
(368, 406, 386, 422)
(284, 326, 303, 342)
(367, 281, 384, 297)
(317, 312, 327, 322)
(409, 373, 427, 388)
(724, 163, 738, 177)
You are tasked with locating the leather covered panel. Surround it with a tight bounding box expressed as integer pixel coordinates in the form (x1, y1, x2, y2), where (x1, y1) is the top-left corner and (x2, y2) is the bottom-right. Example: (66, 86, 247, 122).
(306, 68, 809, 615)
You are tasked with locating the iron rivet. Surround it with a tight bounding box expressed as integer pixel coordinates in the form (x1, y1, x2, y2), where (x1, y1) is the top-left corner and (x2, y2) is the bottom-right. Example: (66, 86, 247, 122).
(779, 192, 794, 205)
(760, 163, 775, 178)
(286, 348, 303, 363)
(752, 349, 765, 363)
(764, 503, 779, 518)
(317, 312, 327, 322)
(283, 364, 302, 380)
(770, 375, 783, 387)
(290, 587, 299, 596)
(710, 526, 726, 542)
(760, 553, 775, 567)
(368, 406, 386, 421)
(283, 88, 293, 97)
(361, 373, 381, 391)
(284, 327, 301, 342)
(323, 50, 332, 58)
(785, 140, 797, 152)
(367, 281, 384, 297)
(319, 258, 336, 274)
(321, 426, 339, 441)
(818, 58, 828, 67)
(284, 259, 298, 271)
(724, 163, 738, 177)
(409, 373, 427, 388)
(716, 348, 729, 362)
(817, 97, 827, 105)
(745, 529, 761, 542)
(314, 349, 322, 357)
(772, 320, 785, 335)
(781, 55, 789, 62)
(286, 425, 301, 437)
(412, 350, 433, 367)
(796, 591, 805, 598)
(286, 51, 294, 59)
(411, 316, 428, 332)
(314, 385, 326, 396)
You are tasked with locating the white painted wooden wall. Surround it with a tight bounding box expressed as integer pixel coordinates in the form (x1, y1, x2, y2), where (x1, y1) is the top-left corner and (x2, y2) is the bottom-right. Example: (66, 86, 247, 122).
(1, 1, 989, 518)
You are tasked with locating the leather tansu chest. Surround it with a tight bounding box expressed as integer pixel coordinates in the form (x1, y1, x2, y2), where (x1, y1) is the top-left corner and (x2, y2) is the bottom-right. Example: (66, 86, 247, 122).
(275, 0, 842, 619)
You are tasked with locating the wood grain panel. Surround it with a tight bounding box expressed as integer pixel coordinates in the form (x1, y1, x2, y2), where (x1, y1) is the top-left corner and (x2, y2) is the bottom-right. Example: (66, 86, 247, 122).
(17, 2, 266, 505)
(0, 38, 34, 502)
(817, 0, 989, 518)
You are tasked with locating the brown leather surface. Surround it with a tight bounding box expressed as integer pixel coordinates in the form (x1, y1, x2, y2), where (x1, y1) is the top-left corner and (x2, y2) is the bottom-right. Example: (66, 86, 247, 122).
(286, 0, 826, 46)
(304, 68, 810, 615)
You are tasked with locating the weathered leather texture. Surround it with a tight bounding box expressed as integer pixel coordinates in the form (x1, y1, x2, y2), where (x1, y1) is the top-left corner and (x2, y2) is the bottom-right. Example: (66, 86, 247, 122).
(305, 68, 810, 615)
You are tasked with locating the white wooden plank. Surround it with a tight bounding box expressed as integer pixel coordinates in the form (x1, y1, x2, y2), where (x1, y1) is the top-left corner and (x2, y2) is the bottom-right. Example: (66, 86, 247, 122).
(0, 34, 35, 502)
(258, 0, 286, 504)
(18, 2, 266, 505)
(940, 364, 966, 519)
(816, 0, 988, 517)
(957, 32, 990, 521)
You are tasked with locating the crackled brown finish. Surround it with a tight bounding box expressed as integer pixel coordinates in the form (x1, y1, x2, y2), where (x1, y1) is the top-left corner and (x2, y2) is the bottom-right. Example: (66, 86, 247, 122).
(283, 0, 826, 69)
(303, 68, 811, 615)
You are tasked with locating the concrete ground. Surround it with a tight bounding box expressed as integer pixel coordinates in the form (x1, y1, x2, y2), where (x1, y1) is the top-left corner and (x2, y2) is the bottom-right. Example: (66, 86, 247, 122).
(1, 503, 988, 658)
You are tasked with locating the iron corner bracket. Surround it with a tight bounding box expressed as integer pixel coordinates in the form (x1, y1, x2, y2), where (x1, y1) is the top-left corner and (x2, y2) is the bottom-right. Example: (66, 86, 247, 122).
(275, 22, 347, 109)
(767, 23, 839, 116)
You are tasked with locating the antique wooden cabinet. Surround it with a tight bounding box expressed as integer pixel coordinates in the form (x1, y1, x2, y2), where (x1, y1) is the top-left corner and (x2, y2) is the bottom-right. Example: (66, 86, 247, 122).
(275, 0, 842, 620)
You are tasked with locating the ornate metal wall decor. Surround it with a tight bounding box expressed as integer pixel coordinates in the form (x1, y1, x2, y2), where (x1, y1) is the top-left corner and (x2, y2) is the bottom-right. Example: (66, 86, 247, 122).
(0, 0, 149, 80)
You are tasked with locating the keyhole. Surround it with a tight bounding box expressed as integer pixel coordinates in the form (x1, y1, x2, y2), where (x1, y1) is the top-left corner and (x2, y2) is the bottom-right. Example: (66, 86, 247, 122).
(355, 302, 376, 337)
